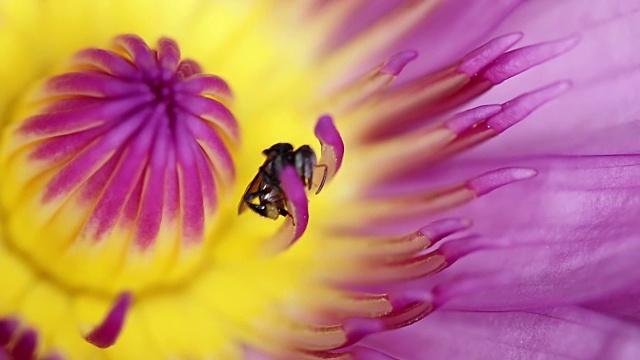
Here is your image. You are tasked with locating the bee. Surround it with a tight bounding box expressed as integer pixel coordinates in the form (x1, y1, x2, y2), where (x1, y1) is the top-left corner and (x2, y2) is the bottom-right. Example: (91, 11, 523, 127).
(238, 143, 328, 220)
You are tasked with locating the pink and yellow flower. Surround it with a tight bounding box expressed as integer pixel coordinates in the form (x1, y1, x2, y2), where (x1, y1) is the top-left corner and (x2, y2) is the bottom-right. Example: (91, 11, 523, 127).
(1, 1, 639, 359)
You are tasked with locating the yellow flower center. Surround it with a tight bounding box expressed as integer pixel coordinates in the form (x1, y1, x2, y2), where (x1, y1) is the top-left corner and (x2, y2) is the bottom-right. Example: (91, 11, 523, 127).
(0, 3, 370, 357)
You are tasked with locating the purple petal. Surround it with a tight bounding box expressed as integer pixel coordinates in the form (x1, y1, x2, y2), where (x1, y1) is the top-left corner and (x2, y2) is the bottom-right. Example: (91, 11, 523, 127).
(416, 155, 640, 310)
(481, 36, 579, 85)
(463, 0, 640, 156)
(444, 105, 502, 135)
(380, 51, 418, 76)
(485, 80, 571, 133)
(585, 287, 640, 325)
(465, 167, 536, 196)
(362, 307, 640, 359)
(457, 32, 523, 77)
(418, 218, 472, 244)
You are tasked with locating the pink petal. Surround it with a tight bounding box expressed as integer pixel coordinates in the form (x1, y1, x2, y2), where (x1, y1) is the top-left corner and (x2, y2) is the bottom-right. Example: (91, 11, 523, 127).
(362, 307, 640, 359)
(585, 287, 640, 325)
(408, 155, 640, 311)
(465, 0, 640, 155)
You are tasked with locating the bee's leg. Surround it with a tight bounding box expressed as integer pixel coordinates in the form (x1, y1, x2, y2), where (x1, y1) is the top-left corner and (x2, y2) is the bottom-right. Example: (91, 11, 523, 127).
(243, 188, 271, 217)
(314, 164, 328, 194)
(244, 188, 270, 202)
(278, 207, 294, 225)
(244, 201, 271, 218)
(243, 192, 281, 220)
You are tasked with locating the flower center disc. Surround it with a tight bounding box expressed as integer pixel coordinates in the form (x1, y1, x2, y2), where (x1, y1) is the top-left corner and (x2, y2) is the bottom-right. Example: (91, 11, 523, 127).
(0, 35, 238, 293)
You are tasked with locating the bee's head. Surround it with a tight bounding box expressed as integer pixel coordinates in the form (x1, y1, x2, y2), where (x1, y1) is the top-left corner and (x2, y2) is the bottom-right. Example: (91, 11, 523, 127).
(262, 142, 294, 157)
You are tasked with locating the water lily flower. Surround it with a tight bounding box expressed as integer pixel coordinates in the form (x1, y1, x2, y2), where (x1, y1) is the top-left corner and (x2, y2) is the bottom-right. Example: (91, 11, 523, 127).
(1, 1, 639, 359)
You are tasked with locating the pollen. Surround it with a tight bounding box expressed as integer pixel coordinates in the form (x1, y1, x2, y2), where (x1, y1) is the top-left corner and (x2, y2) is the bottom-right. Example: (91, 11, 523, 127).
(0, 35, 238, 292)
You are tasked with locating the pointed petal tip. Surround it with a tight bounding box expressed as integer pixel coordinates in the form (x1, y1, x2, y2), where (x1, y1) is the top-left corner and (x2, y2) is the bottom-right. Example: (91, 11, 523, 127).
(487, 80, 572, 133)
(457, 32, 524, 76)
(84, 292, 132, 349)
(467, 167, 537, 196)
(444, 105, 503, 134)
(482, 35, 580, 84)
(380, 50, 418, 76)
(315, 114, 345, 177)
(416, 218, 472, 244)
(275, 165, 310, 248)
(440, 237, 495, 264)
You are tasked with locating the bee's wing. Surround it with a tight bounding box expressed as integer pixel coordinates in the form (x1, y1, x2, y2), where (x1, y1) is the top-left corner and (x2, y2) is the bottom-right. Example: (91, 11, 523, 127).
(238, 172, 263, 214)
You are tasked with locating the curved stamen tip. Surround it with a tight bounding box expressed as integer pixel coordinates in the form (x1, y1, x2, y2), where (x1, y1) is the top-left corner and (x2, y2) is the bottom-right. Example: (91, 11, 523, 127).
(444, 105, 503, 134)
(85, 292, 133, 348)
(272, 166, 310, 250)
(467, 167, 537, 196)
(417, 218, 472, 244)
(482, 35, 580, 84)
(439, 236, 495, 263)
(458, 32, 524, 76)
(314, 114, 344, 179)
(487, 80, 572, 133)
(379, 292, 434, 330)
(380, 50, 418, 76)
